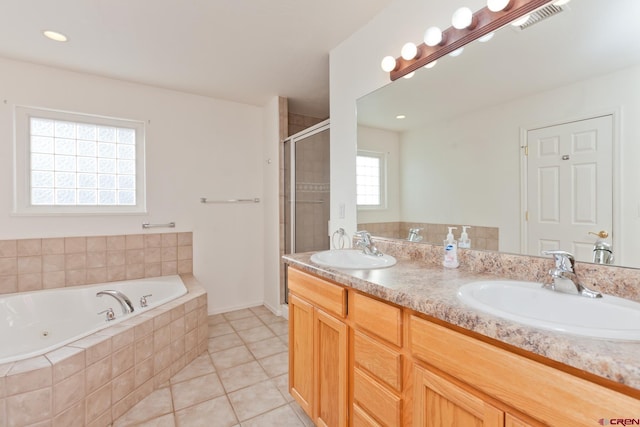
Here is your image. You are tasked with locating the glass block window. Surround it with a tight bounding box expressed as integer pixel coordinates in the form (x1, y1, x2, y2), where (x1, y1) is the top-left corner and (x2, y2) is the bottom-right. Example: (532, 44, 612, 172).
(15, 107, 146, 214)
(356, 151, 385, 208)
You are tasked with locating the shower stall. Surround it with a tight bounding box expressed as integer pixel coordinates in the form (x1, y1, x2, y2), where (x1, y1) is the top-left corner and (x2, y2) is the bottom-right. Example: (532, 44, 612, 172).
(284, 119, 330, 256)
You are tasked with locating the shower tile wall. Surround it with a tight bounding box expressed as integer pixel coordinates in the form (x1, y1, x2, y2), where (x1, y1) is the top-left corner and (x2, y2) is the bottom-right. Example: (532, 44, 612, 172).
(0, 232, 193, 295)
(295, 129, 330, 253)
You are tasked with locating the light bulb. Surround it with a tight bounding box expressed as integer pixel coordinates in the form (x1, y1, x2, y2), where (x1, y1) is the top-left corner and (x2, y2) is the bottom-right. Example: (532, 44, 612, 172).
(511, 14, 531, 26)
(487, 0, 513, 12)
(381, 56, 397, 72)
(43, 30, 68, 42)
(424, 60, 438, 69)
(424, 27, 444, 47)
(403, 72, 415, 79)
(452, 7, 474, 30)
(449, 47, 464, 57)
(478, 32, 495, 42)
(396, 115, 406, 120)
(553, 0, 571, 5)
(401, 43, 418, 61)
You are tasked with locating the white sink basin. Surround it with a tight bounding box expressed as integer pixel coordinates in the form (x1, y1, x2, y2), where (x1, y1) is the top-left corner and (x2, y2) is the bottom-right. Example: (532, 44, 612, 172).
(310, 250, 397, 270)
(457, 280, 640, 341)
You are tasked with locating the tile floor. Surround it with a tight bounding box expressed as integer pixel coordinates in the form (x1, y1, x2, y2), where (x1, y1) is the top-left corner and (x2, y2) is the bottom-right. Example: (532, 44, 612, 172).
(113, 305, 313, 427)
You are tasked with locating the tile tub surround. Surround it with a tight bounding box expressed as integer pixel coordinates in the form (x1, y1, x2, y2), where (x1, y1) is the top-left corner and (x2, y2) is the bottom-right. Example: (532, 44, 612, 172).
(0, 232, 193, 295)
(283, 242, 640, 394)
(0, 275, 208, 427)
(357, 221, 499, 251)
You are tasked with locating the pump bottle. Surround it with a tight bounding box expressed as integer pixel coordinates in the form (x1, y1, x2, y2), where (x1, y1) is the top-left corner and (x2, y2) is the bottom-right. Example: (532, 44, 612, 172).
(443, 227, 459, 268)
(459, 226, 471, 249)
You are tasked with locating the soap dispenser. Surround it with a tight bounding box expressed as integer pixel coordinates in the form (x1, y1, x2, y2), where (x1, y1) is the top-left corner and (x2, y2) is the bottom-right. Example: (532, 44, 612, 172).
(443, 227, 459, 268)
(459, 226, 471, 249)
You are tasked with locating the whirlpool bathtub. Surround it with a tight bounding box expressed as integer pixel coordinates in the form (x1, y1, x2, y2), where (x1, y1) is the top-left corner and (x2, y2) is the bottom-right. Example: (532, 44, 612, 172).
(0, 275, 187, 364)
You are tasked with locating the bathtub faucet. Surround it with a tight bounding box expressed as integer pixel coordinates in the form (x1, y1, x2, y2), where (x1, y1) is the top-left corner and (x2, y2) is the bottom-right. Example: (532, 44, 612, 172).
(96, 290, 135, 315)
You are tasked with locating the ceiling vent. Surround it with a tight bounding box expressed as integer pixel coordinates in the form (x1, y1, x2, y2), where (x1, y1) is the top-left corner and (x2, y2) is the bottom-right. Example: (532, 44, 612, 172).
(511, 3, 568, 31)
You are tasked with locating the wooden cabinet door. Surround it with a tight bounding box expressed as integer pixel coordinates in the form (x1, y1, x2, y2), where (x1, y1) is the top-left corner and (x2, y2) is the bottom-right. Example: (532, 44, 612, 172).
(289, 294, 314, 418)
(315, 308, 348, 427)
(413, 364, 503, 427)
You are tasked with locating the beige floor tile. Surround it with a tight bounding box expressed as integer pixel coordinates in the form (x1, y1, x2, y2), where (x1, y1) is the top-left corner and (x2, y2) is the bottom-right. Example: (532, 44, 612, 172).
(237, 326, 275, 344)
(258, 351, 289, 378)
(227, 380, 286, 421)
(222, 309, 255, 321)
(218, 361, 268, 393)
(170, 353, 215, 385)
(266, 320, 288, 336)
(207, 314, 227, 325)
(114, 387, 173, 427)
(208, 333, 244, 353)
(137, 413, 176, 427)
(272, 373, 294, 403)
(241, 404, 305, 427)
(246, 337, 288, 360)
(258, 312, 284, 325)
(210, 346, 254, 370)
(175, 395, 238, 427)
(209, 322, 234, 338)
(229, 316, 263, 332)
(279, 333, 289, 345)
(170, 373, 225, 411)
(289, 401, 315, 427)
(248, 305, 272, 315)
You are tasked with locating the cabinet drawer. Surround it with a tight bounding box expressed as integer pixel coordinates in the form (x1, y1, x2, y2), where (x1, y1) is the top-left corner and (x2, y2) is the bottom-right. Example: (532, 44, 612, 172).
(351, 292, 402, 346)
(288, 267, 346, 318)
(354, 330, 402, 392)
(354, 367, 401, 427)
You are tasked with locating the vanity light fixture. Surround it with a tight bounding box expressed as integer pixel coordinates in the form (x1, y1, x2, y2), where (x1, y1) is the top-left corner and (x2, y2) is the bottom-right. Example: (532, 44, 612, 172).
(424, 27, 445, 47)
(381, 56, 398, 72)
(487, 0, 514, 12)
(381, 0, 556, 81)
(478, 32, 495, 42)
(401, 42, 419, 60)
(449, 47, 464, 57)
(452, 7, 477, 30)
(43, 30, 68, 42)
(424, 60, 438, 69)
(403, 72, 415, 79)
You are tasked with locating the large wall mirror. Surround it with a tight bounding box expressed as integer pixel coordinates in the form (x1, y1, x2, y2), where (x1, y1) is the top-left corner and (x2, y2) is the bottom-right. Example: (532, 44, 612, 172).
(357, 0, 640, 268)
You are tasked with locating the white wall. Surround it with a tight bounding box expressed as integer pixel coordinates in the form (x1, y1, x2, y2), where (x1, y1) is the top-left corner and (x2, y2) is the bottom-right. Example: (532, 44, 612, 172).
(262, 97, 282, 314)
(329, 0, 486, 237)
(356, 125, 400, 224)
(0, 56, 269, 313)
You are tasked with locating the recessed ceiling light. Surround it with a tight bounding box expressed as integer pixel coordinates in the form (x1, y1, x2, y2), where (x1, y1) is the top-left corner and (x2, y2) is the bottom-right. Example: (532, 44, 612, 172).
(396, 115, 406, 119)
(43, 30, 68, 42)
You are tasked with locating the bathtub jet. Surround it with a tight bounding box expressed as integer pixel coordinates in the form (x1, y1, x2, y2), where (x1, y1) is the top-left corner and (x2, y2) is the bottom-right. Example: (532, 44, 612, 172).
(96, 289, 135, 314)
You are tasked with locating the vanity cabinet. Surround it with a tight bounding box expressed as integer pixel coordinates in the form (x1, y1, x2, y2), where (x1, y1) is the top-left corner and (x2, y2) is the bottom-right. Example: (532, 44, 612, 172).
(287, 266, 640, 427)
(288, 268, 348, 427)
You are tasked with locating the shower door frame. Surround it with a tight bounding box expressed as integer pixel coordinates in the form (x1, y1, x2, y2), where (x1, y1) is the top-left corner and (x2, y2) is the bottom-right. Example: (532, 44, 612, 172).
(284, 119, 330, 254)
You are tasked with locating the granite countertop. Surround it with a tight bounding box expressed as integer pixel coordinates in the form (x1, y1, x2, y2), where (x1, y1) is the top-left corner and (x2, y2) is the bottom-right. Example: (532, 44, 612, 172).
(283, 252, 640, 392)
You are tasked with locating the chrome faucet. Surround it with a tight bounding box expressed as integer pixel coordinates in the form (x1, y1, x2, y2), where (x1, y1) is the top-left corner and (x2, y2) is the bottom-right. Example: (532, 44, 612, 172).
(542, 250, 602, 298)
(354, 231, 383, 256)
(407, 228, 423, 242)
(96, 290, 135, 314)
